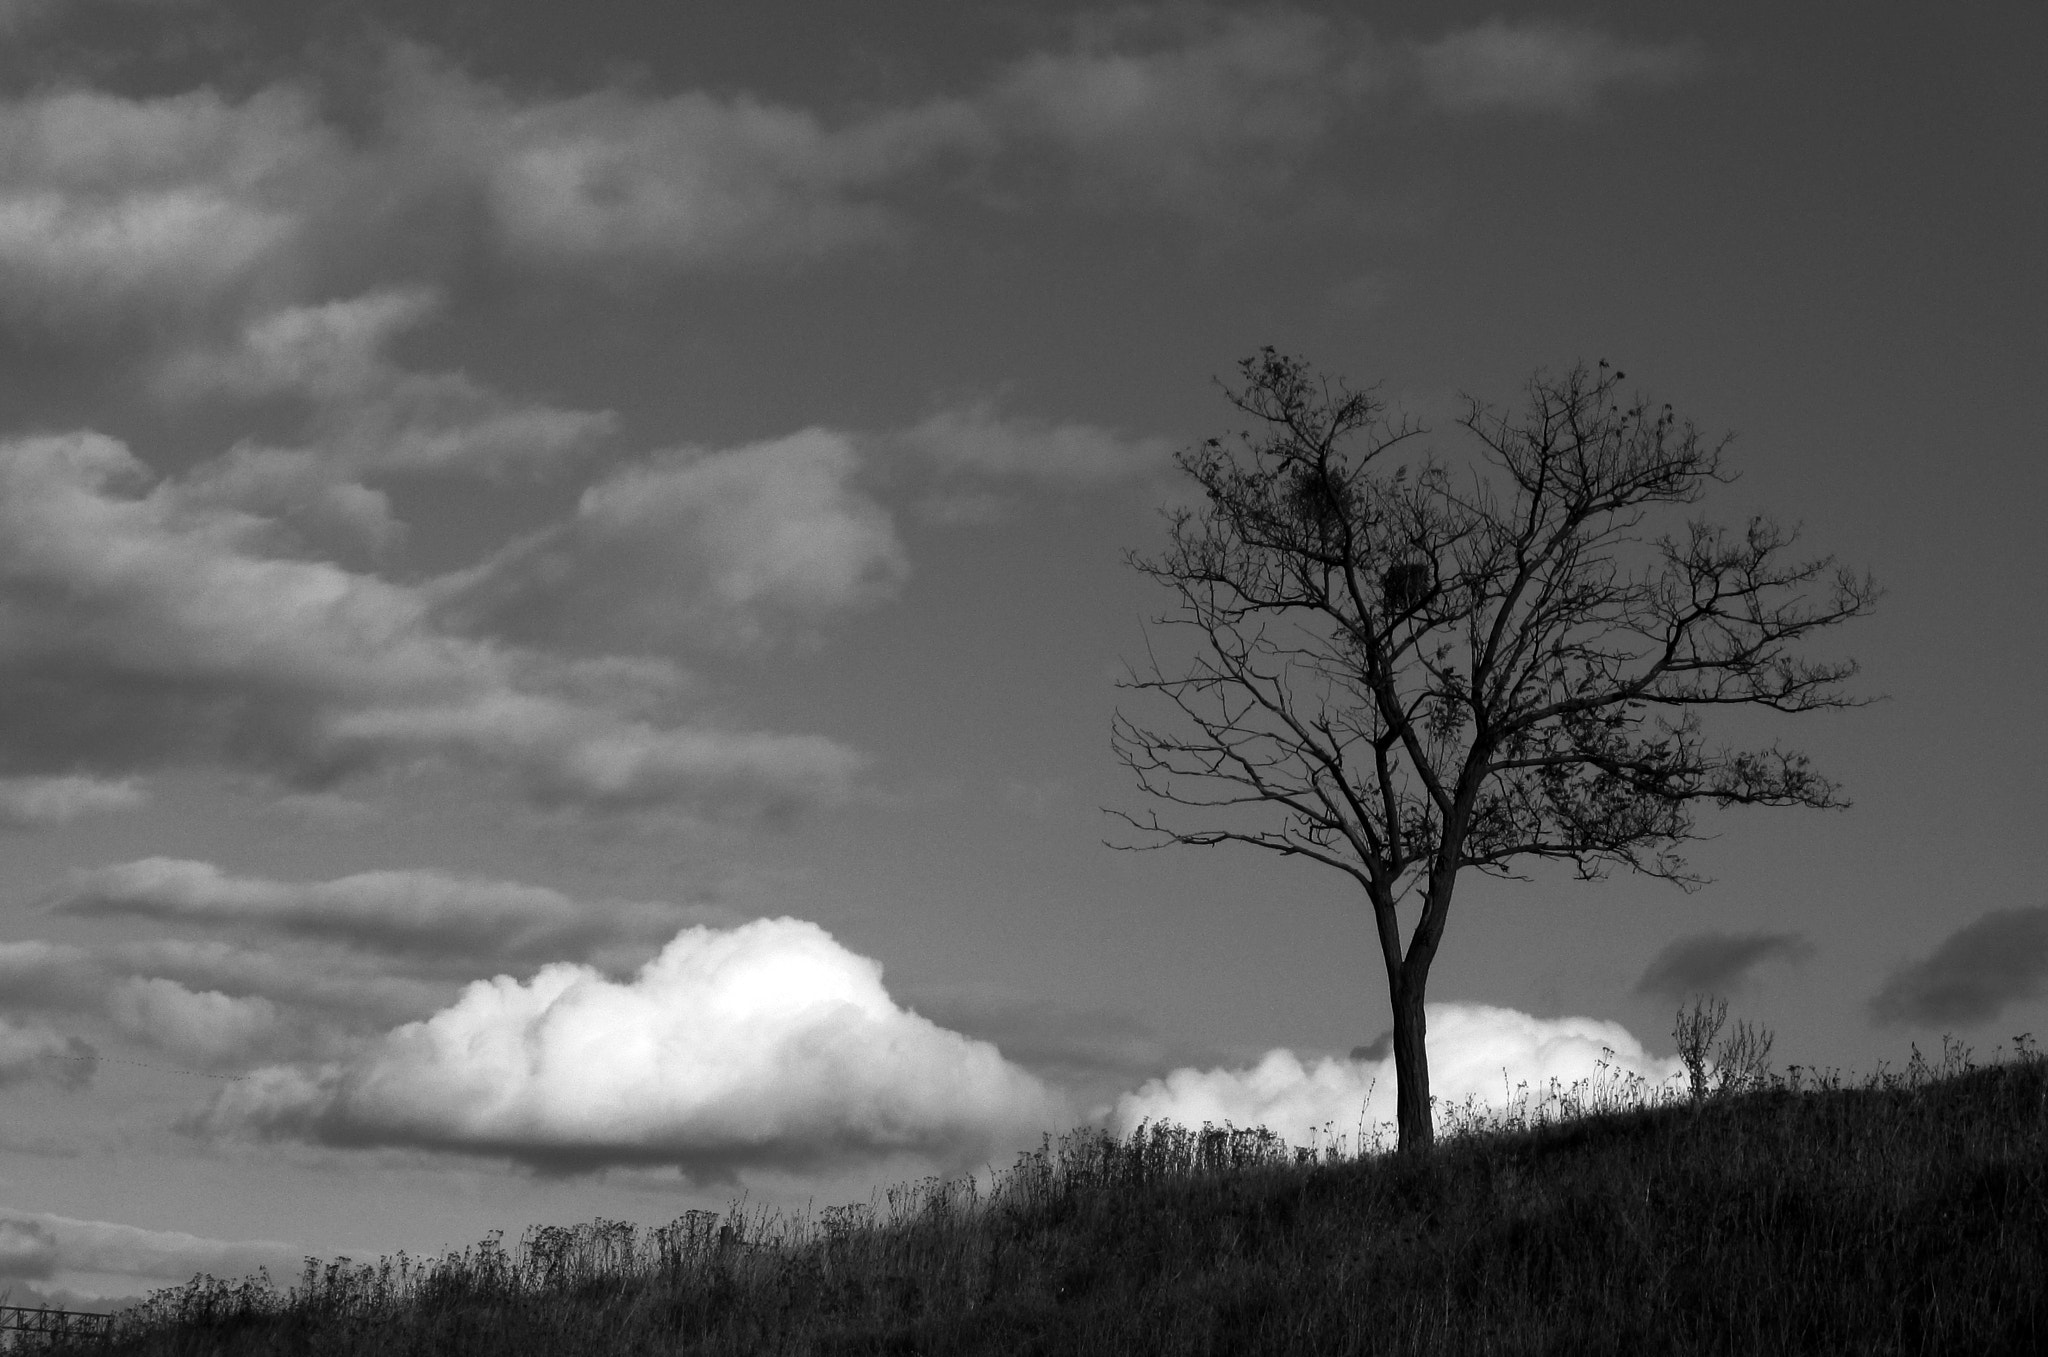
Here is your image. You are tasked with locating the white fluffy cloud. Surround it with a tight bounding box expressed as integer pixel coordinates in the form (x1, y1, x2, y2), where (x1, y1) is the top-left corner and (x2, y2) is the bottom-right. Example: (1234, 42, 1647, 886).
(0, 774, 145, 827)
(0, 430, 863, 813)
(212, 917, 1068, 1175)
(447, 429, 909, 651)
(1110, 1004, 1686, 1145)
(60, 858, 708, 965)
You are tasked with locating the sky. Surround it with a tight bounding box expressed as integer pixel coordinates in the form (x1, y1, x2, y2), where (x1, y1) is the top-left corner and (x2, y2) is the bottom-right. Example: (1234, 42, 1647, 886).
(0, 0, 2043, 1306)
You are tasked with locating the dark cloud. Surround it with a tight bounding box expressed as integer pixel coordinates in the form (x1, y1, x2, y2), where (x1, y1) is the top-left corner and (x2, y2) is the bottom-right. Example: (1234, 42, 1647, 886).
(1634, 931, 1814, 1002)
(1870, 907, 2048, 1028)
(1349, 1032, 1392, 1063)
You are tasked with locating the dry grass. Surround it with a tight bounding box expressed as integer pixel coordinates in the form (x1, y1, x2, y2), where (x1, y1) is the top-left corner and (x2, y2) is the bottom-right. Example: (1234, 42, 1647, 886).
(31, 1013, 2048, 1356)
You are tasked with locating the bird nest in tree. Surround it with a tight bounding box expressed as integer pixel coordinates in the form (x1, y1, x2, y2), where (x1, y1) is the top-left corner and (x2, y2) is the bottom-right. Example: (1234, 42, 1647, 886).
(1381, 561, 1431, 612)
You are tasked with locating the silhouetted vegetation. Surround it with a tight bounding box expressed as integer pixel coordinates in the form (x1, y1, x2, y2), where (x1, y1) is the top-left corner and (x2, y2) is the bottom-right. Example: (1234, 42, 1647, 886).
(1113, 350, 1881, 1151)
(28, 1020, 2047, 1355)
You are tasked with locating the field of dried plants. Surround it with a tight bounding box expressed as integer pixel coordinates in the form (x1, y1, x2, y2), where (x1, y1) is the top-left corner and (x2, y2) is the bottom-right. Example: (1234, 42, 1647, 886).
(23, 1008, 2048, 1356)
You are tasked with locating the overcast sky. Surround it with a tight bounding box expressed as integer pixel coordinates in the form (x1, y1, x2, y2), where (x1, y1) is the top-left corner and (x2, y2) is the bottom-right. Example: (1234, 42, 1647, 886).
(0, 0, 2042, 1304)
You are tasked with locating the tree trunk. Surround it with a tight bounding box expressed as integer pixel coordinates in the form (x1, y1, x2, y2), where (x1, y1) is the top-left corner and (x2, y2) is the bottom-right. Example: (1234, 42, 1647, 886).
(1390, 979, 1432, 1154)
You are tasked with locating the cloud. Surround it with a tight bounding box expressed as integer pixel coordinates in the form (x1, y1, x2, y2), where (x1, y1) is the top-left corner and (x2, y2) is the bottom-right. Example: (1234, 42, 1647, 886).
(903, 404, 1172, 485)
(170, 445, 406, 565)
(386, 46, 984, 271)
(60, 858, 709, 965)
(446, 429, 908, 652)
(0, 430, 864, 814)
(1110, 1004, 1684, 1145)
(0, 1017, 97, 1089)
(983, 13, 1694, 210)
(0, 83, 342, 336)
(0, 0, 191, 35)
(0, 49, 973, 350)
(209, 917, 1068, 1175)
(0, 775, 146, 827)
(988, 8, 1371, 208)
(0, 18, 1697, 346)
(2, 929, 441, 1062)
(0, 1210, 299, 1291)
(0, 0, 49, 31)
(0, 939, 105, 1011)
(107, 977, 279, 1066)
(1634, 931, 1814, 1002)
(159, 289, 617, 479)
(0, 1218, 57, 1280)
(1409, 21, 1700, 114)
(906, 987, 1202, 1101)
(1870, 907, 2048, 1028)
(106, 937, 450, 1026)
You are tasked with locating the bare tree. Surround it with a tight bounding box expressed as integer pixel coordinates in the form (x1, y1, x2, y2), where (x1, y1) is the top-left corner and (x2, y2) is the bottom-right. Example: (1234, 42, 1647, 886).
(1110, 350, 1880, 1154)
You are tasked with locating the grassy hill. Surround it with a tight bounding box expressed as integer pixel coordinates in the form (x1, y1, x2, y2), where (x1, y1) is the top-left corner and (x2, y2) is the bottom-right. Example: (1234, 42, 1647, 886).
(31, 1035, 2048, 1356)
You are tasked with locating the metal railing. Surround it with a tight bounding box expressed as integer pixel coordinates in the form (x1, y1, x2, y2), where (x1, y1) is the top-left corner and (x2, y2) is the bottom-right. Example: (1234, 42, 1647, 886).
(0, 1305, 114, 1349)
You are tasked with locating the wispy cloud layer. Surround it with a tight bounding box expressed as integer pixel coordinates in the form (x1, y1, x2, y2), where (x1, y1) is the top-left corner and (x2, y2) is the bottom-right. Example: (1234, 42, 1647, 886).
(57, 858, 710, 965)
(1110, 1005, 1685, 1145)
(104, 936, 451, 1027)
(0, 431, 863, 814)
(987, 8, 1370, 208)
(1870, 907, 2048, 1027)
(0, 775, 146, 828)
(0, 13, 1700, 349)
(904, 405, 1172, 485)
(160, 288, 617, 480)
(384, 46, 985, 271)
(209, 918, 1069, 1176)
(1408, 20, 1701, 113)
(0, 1209, 300, 1294)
